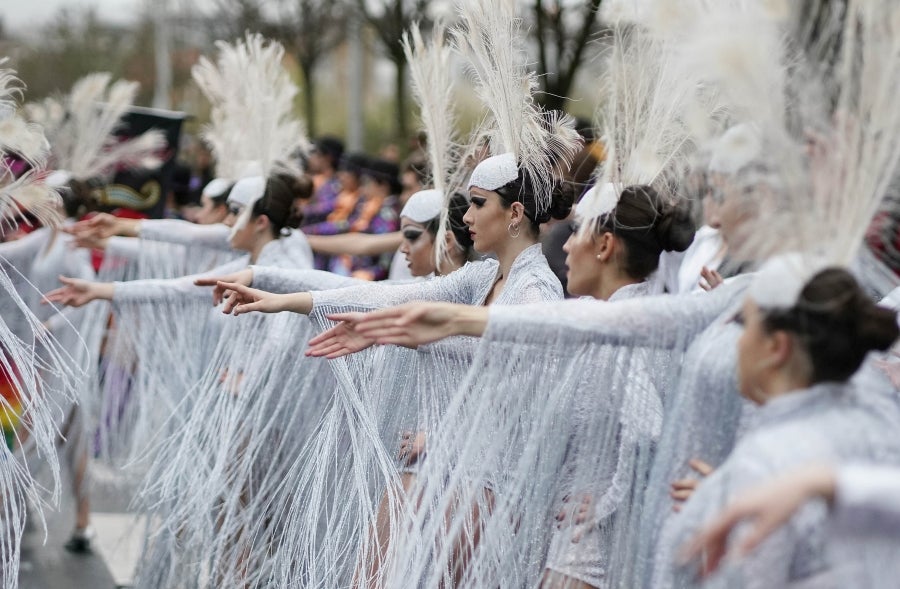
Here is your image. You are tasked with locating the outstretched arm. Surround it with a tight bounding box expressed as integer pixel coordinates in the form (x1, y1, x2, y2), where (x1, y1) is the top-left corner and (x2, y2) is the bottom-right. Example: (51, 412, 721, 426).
(44, 276, 115, 307)
(680, 464, 835, 578)
(67, 212, 141, 239)
(306, 231, 402, 256)
(350, 274, 751, 350)
(217, 281, 313, 316)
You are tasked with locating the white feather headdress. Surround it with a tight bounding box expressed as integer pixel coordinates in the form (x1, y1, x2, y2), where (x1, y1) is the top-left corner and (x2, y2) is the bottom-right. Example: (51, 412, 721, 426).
(402, 21, 461, 269)
(192, 33, 307, 183)
(452, 0, 581, 213)
(576, 15, 725, 233)
(655, 0, 900, 307)
(192, 33, 307, 236)
(41, 72, 166, 184)
(0, 60, 60, 229)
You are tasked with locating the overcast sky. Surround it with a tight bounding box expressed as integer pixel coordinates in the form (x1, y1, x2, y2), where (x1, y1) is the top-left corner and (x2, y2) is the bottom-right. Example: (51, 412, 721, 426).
(4, 0, 228, 30)
(5, 0, 139, 29)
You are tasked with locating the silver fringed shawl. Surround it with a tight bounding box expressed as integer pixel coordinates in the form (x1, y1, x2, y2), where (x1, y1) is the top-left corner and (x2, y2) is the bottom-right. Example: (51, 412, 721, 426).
(270, 244, 563, 588)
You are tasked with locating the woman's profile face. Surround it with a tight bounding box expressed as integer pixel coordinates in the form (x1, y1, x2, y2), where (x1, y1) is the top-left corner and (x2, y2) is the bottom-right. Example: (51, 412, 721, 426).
(711, 174, 760, 258)
(224, 203, 256, 253)
(196, 194, 227, 225)
(562, 228, 602, 298)
(398, 217, 437, 277)
(463, 187, 512, 254)
(736, 298, 772, 405)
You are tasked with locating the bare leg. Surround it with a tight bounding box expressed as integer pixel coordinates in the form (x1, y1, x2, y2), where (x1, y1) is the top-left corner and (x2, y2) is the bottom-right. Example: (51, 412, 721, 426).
(443, 487, 495, 589)
(540, 570, 598, 589)
(72, 442, 91, 530)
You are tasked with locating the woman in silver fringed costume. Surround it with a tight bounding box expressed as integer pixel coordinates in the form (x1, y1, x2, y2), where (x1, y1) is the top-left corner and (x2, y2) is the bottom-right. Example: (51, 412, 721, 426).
(0, 61, 83, 588)
(335, 2, 900, 589)
(12, 70, 167, 552)
(207, 9, 579, 585)
(215, 159, 575, 588)
(45, 174, 319, 585)
(537, 184, 694, 589)
(659, 263, 900, 588)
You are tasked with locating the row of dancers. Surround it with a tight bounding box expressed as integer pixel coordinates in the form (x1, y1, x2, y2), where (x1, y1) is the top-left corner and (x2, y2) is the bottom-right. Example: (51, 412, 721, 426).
(3, 0, 900, 588)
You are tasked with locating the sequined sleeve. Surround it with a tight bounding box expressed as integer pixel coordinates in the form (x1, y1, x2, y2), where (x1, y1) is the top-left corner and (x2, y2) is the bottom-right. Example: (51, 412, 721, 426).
(0, 227, 48, 270)
(487, 274, 752, 351)
(113, 256, 249, 304)
(833, 464, 900, 537)
(252, 266, 363, 293)
(311, 260, 496, 311)
(139, 219, 233, 250)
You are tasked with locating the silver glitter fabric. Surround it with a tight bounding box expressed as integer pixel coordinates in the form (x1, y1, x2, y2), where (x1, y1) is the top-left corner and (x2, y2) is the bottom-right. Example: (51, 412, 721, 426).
(269, 244, 563, 588)
(660, 381, 900, 589)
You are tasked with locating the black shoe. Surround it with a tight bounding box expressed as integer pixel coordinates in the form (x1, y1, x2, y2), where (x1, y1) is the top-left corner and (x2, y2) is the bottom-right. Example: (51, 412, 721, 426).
(64, 527, 94, 554)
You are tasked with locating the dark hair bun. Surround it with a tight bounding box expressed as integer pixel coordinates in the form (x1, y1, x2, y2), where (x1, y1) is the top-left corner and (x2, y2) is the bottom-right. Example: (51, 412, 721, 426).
(654, 199, 696, 253)
(856, 302, 899, 353)
(448, 192, 474, 250)
(766, 268, 899, 383)
(546, 180, 576, 221)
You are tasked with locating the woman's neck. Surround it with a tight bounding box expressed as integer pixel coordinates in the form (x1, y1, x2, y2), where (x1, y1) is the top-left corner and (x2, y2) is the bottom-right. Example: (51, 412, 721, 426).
(759, 371, 811, 404)
(436, 251, 466, 277)
(494, 237, 537, 280)
(248, 234, 276, 264)
(591, 272, 638, 301)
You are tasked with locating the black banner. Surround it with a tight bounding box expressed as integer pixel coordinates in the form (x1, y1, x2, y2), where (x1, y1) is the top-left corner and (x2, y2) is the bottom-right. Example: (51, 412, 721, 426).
(97, 106, 186, 218)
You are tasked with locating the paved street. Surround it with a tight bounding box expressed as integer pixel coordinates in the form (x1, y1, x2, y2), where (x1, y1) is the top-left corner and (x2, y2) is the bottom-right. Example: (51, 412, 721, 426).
(19, 463, 143, 589)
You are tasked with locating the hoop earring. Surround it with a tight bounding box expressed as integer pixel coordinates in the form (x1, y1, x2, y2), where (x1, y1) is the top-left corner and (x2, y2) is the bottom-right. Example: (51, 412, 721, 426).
(507, 222, 521, 238)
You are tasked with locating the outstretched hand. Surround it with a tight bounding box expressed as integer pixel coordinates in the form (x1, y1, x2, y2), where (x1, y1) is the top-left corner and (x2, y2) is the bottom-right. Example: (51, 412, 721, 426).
(217, 281, 286, 316)
(69, 232, 109, 251)
(352, 301, 480, 348)
(43, 276, 112, 308)
(306, 312, 376, 359)
(679, 465, 835, 578)
(66, 213, 124, 240)
(195, 268, 254, 306)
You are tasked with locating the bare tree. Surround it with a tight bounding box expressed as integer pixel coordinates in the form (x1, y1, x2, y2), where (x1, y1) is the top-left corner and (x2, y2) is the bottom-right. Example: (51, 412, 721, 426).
(209, 0, 270, 39)
(11, 8, 132, 99)
(273, 0, 348, 137)
(530, 0, 606, 112)
(210, 0, 348, 137)
(355, 0, 432, 143)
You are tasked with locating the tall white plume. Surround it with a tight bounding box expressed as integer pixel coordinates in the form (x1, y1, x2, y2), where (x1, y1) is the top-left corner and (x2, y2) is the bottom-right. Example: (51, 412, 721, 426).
(192, 33, 308, 181)
(451, 0, 581, 212)
(578, 16, 725, 231)
(0, 60, 59, 229)
(44, 72, 166, 182)
(403, 21, 461, 270)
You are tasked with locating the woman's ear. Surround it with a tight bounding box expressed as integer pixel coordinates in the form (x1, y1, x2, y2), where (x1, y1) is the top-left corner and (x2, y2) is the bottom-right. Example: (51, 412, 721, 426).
(255, 214, 272, 233)
(766, 330, 794, 370)
(444, 229, 457, 249)
(594, 232, 616, 263)
(509, 201, 526, 223)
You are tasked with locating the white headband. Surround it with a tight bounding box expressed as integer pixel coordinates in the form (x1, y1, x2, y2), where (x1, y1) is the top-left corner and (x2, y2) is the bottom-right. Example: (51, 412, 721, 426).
(708, 123, 763, 175)
(45, 170, 72, 188)
(227, 175, 267, 238)
(203, 177, 232, 199)
(749, 253, 829, 310)
(467, 152, 518, 192)
(575, 182, 618, 221)
(400, 189, 443, 223)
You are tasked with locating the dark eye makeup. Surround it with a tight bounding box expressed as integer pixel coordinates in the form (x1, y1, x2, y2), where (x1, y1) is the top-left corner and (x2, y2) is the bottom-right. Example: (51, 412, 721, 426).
(402, 228, 424, 241)
(228, 205, 243, 216)
(470, 196, 487, 208)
